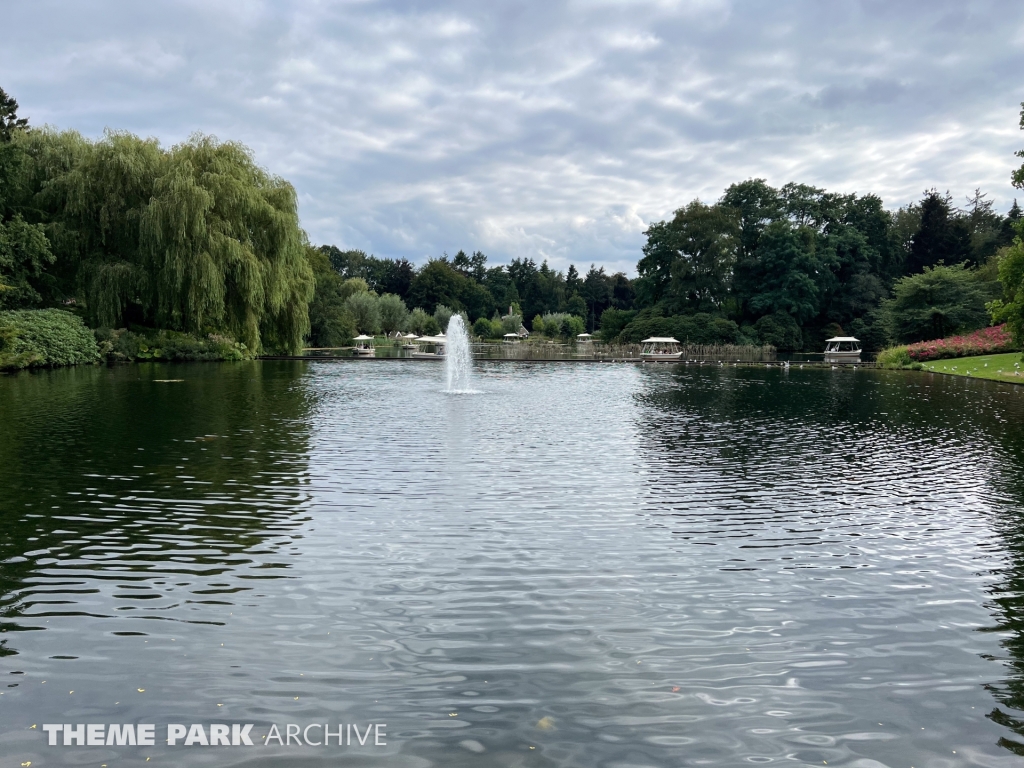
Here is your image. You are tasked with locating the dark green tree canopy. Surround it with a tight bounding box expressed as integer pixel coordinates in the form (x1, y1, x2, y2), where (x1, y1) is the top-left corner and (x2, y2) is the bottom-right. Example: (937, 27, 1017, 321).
(0, 87, 28, 142)
(907, 190, 972, 273)
(637, 201, 739, 314)
(882, 263, 994, 343)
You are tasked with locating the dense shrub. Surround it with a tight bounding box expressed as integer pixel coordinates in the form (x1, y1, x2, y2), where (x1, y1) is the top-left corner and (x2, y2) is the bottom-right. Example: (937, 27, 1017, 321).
(534, 312, 585, 339)
(472, 317, 493, 338)
(753, 312, 801, 352)
(407, 307, 431, 336)
(0, 309, 100, 370)
(616, 310, 743, 345)
(94, 328, 249, 362)
(875, 346, 922, 370)
(903, 323, 1017, 362)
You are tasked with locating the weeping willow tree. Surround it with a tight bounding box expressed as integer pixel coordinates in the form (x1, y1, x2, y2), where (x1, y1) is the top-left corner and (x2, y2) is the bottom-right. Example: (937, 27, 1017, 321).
(13, 129, 312, 353)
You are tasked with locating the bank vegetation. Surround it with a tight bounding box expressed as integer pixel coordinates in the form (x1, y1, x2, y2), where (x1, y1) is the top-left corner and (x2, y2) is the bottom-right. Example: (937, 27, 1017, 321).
(2, 85, 1024, 371)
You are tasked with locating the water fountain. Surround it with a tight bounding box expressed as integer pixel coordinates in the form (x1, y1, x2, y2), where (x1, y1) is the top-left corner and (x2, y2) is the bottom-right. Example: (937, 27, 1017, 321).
(444, 314, 473, 392)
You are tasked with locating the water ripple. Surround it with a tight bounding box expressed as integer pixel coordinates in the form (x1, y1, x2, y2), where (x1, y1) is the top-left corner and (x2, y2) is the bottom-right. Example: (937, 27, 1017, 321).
(0, 362, 1023, 766)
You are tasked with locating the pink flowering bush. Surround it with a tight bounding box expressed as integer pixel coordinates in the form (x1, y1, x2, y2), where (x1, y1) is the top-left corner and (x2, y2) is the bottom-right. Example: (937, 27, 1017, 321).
(904, 324, 1018, 362)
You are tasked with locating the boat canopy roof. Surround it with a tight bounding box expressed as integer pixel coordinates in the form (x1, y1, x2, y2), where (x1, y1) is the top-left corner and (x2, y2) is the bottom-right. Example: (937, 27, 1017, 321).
(353, 334, 374, 341)
(415, 335, 446, 343)
(503, 333, 519, 338)
(825, 336, 860, 343)
(641, 337, 680, 344)
(577, 333, 593, 338)
(402, 333, 417, 338)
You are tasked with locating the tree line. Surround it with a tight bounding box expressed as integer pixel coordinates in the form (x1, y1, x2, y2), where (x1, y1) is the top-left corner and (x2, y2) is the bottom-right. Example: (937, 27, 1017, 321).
(305, 245, 627, 346)
(307, 180, 1024, 353)
(3, 83, 1024, 356)
(620, 180, 1020, 351)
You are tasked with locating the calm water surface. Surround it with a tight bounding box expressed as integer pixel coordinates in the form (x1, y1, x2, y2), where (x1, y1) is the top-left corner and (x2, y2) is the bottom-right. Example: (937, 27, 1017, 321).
(2, 361, 1024, 767)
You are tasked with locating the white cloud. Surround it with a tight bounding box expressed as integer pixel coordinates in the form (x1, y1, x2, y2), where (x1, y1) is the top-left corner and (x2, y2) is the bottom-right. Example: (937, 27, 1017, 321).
(3, 0, 1024, 275)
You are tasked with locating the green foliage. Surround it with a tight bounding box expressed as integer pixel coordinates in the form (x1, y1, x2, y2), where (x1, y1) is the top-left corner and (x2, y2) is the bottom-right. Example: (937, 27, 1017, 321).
(472, 317, 493, 338)
(423, 317, 441, 336)
(408, 260, 469, 316)
(637, 200, 739, 313)
(753, 312, 802, 352)
(616, 308, 743, 345)
(566, 315, 585, 338)
(377, 293, 408, 335)
(580, 265, 619, 331)
(565, 292, 586, 317)
(321, 246, 415, 297)
(306, 246, 356, 347)
(407, 307, 431, 336)
(875, 346, 921, 369)
(599, 308, 637, 342)
(0, 309, 99, 369)
(990, 236, 1024, 347)
(632, 177, 1021, 352)
(847, 311, 889, 354)
(0, 214, 55, 308)
(907, 191, 972, 272)
(94, 327, 249, 362)
(531, 314, 545, 335)
(540, 312, 569, 338)
(12, 129, 313, 354)
(344, 291, 380, 334)
(535, 312, 584, 339)
(743, 221, 823, 324)
(339, 278, 370, 300)
(881, 263, 994, 343)
(500, 313, 522, 335)
(0, 87, 28, 142)
(433, 304, 455, 332)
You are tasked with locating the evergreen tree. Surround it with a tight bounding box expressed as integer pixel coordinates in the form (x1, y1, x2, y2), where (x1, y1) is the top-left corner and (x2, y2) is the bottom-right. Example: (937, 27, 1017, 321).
(0, 87, 28, 142)
(907, 190, 972, 272)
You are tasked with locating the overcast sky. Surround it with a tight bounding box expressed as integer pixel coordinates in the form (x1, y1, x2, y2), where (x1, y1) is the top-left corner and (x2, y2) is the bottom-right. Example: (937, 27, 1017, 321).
(5, 1, 1024, 274)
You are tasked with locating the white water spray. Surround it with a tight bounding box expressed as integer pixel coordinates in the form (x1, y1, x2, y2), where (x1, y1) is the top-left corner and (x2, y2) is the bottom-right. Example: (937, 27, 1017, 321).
(444, 315, 473, 392)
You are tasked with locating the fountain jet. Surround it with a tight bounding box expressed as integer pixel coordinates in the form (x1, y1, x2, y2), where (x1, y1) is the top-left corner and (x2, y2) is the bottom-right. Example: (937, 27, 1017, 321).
(445, 314, 473, 393)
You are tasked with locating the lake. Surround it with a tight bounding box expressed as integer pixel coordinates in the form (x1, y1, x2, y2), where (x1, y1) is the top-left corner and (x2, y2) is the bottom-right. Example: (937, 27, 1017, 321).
(1, 360, 1023, 767)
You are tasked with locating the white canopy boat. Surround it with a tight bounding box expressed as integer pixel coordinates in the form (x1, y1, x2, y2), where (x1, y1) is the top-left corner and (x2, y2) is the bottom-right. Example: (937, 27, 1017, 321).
(640, 336, 683, 361)
(502, 333, 520, 344)
(576, 333, 594, 343)
(352, 334, 376, 357)
(411, 335, 446, 359)
(401, 332, 418, 350)
(823, 336, 861, 363)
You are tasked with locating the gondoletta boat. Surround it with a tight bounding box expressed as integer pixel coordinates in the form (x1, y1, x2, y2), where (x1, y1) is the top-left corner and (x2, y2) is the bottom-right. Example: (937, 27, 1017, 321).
(411, 336, 446, 359)
(640, 337, 682, 361)
(823, 336, 861, 363)
(352, 335, 375, 357)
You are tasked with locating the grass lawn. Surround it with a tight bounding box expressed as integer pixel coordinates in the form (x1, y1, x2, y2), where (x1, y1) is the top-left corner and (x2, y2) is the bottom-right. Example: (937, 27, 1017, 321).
(921, 352, 1024, 383)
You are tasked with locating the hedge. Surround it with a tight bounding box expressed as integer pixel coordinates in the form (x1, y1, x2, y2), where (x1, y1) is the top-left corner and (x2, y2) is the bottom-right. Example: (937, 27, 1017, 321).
(0, 309, 100, 370)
